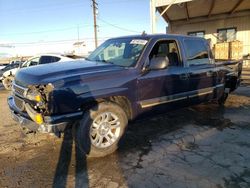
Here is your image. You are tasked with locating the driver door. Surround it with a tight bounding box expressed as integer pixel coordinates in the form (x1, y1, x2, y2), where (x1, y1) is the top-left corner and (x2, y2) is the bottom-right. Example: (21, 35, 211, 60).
(137, 40, 189, 109)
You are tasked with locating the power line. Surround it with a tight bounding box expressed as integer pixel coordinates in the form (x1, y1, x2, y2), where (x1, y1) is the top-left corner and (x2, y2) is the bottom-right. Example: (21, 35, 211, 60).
(0, 0, 145, 13)
(1, 37, 111, 46)
(0, 24, 114, 36)
(104, 0, 145, 4)
(0, 2, 89, 14)
(0, 26, 87, 36)
(97, 18, 141, 34)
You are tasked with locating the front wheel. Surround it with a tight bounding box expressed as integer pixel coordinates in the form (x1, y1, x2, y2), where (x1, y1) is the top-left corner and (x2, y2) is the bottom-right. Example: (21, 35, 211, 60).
(76, 102, 128, 158)
(3, 76, 14, 90)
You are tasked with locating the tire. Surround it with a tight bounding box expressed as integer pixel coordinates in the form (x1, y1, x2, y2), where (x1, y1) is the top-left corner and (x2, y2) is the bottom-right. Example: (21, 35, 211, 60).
(218, 92, 228, 106)
(3, 76, 14, 90)
(76, 102, 128, 158)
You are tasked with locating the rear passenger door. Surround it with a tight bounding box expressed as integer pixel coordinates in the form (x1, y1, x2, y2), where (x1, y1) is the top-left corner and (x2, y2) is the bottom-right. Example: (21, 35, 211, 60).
(183, 38, 218, 101)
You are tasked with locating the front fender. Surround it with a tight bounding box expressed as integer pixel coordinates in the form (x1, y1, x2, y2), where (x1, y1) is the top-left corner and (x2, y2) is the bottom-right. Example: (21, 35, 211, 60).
(47, 86, 134, 115)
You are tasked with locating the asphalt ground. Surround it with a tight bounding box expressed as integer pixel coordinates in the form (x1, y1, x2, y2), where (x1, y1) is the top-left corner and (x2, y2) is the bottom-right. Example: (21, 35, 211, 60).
(0, 84, 250, 188)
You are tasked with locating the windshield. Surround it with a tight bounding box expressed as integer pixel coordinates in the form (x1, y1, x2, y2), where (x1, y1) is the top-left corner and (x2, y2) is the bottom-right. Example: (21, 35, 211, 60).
(87, 38, 148, 67)
(2, 63, 20, 71)
(21, 57, 40, 68)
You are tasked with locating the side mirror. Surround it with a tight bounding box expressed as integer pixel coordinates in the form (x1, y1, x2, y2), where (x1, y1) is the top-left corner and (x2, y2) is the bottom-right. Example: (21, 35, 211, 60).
(149, 56, 169, 70)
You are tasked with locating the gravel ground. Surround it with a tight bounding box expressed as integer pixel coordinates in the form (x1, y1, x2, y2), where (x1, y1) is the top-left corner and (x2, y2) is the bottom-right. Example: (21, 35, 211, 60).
(0, 85, 250, 188)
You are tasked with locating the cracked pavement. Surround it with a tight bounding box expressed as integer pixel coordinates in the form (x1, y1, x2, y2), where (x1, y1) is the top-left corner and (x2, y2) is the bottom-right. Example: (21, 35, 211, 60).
(0, 85, 250, 188)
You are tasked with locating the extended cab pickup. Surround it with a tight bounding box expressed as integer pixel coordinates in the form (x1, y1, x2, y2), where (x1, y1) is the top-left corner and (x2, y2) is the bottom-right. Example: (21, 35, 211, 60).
(8, 34, 242, 157)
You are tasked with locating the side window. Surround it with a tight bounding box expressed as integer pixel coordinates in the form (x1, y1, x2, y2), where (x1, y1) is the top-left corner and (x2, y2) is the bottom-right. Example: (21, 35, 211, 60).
(51, 56, 61, 62)
(28, 57, 40, 67)
(184, 39, 209, 66)
(149, 40, 180, 66)
(39, 56, 60, 64)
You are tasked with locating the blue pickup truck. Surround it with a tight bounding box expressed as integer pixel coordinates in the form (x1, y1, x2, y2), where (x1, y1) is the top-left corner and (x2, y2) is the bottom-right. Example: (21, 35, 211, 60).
(8, 34, 242, 157)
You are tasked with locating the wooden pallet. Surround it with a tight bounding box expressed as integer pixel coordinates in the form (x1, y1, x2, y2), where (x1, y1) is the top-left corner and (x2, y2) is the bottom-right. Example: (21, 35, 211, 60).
(214, 41, 243, 60)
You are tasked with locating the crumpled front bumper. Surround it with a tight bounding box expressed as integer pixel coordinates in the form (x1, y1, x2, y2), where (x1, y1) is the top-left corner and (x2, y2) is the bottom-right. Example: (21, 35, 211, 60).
(11, 109, 40, 132)
(8, 96, 82, 133)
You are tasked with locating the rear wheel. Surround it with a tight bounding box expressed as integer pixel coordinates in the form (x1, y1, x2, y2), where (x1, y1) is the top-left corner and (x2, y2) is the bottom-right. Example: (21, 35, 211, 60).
(3, 76, 14, 90)
(76, 102, 128, 158)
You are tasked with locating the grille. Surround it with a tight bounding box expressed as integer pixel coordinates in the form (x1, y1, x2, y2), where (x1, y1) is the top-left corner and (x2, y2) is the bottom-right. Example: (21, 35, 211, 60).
(13, 84, 26, 97)
(14, 95, 25, 111)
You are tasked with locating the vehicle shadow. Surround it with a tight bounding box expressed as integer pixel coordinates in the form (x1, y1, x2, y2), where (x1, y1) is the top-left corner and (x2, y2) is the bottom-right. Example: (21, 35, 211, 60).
(52, 103, 232, 187)
(52, 126, 89, 188)
(52, 128, 74, 187)
(52, 87, 249, 187)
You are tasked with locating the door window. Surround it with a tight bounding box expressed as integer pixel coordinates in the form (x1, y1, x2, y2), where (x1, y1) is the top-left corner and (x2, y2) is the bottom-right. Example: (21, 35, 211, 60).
(149, 40, 180, 66)
(184, 39, 210, 66)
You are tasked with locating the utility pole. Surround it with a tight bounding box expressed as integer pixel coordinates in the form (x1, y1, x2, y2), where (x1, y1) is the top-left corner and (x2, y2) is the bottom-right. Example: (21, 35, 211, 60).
(92, 0, 98, 48)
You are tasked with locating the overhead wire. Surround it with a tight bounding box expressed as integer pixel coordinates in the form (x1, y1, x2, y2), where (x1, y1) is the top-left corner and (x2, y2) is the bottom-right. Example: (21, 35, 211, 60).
(1, 37, 111, 46)
(0, 23, 115, 36)
(0, 0, 145, 47)
(0, 0, 145, 14)
(97, 17, 141, 34)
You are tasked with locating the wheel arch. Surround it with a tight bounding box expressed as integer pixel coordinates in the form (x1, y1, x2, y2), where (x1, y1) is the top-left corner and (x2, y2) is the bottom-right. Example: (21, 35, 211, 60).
(80, 95, 133, 120)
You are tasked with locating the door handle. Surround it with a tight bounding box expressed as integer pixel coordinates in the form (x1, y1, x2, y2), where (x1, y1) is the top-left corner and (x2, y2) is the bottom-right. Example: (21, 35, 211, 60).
(179, 73, 189, 80)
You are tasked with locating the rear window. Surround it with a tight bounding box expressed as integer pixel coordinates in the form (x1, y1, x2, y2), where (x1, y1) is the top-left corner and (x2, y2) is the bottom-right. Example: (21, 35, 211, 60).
(184, 39, 210, 66)
(39, 56, 61, 64)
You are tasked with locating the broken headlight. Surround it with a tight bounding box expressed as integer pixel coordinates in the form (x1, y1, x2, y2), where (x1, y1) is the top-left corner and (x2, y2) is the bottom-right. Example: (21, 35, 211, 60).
(26, 88, 43, 103)
(24, 84, 54, 125)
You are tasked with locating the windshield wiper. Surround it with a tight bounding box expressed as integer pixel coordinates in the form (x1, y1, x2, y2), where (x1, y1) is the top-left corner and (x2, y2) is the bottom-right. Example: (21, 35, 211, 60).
(84, 57, 91, 61)
(95, 59, 114, 65)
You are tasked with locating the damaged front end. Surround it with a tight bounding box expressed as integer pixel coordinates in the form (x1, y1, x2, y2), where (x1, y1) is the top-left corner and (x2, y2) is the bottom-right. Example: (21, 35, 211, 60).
(8, 82, 71, 135)
(24, 84, 54, 124)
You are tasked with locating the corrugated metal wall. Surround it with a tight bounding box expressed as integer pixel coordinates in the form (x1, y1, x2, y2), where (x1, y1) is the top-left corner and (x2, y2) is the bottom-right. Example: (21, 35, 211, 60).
(170, 15, 250, 55)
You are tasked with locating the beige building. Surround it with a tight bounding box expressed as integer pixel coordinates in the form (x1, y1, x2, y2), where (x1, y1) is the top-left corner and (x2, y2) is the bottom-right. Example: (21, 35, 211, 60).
(150, 0, 250, 58)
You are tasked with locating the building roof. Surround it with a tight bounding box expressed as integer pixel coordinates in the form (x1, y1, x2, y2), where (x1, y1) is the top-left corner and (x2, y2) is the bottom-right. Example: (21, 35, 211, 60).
(155, 0, 250, 22)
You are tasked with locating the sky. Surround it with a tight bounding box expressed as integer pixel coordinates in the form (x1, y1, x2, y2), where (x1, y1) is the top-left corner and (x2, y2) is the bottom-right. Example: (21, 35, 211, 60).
(0, 0, 167, 57)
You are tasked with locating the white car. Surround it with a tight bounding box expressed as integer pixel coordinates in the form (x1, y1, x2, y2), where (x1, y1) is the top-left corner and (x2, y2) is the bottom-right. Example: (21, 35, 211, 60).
(2, 54, 73, 90)
(0, 61, 23, 70)
(0, 65, 6, 70)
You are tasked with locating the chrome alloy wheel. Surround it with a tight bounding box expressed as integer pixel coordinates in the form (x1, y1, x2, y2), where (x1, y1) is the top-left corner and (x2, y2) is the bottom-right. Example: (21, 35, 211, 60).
(90, 112, 121, 148)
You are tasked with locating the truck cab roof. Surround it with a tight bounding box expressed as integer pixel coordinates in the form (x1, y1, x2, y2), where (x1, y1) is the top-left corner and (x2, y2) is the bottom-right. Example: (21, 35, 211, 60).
(111, 34, 205, 41)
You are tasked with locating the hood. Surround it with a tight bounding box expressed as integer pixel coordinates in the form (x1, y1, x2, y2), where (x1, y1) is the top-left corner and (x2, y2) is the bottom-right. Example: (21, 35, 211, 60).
(15, 60, 124, 87)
